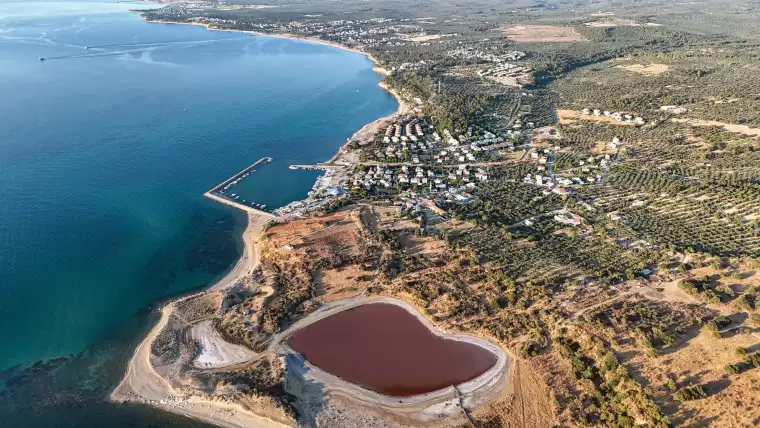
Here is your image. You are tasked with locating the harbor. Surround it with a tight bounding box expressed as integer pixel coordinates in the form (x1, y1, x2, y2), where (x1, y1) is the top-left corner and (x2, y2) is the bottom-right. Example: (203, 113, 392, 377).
(204, 157, 276, 218)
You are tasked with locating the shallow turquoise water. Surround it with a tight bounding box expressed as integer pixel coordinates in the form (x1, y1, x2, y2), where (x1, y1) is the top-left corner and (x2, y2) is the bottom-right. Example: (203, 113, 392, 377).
(0, 1, 396, 425)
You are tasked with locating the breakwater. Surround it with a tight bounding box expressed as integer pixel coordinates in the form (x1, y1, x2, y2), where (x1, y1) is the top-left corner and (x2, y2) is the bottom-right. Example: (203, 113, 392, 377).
(204, 157, 276, 217)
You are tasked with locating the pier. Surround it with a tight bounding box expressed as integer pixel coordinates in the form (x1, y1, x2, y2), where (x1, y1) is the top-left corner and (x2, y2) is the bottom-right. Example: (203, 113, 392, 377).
(208, 157, 272, 193)
(204, 157, 276, 218)
(289, 164, 344, 171)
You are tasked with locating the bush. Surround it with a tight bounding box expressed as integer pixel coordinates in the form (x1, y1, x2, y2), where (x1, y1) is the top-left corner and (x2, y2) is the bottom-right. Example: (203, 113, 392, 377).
(751, 313, 760, 326)
(747, 353, 760, 368)
(704, 321, 721, 338)
(713, 315, 732, 328)
(673, 385, 707, 402)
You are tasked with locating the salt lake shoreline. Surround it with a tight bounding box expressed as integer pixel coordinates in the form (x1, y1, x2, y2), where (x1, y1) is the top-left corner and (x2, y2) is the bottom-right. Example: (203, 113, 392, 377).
(111, 13, 503, 428)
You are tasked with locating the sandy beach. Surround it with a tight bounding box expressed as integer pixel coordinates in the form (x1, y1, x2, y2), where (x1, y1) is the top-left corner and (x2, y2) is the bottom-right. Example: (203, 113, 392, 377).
(110, 212, 285, 427)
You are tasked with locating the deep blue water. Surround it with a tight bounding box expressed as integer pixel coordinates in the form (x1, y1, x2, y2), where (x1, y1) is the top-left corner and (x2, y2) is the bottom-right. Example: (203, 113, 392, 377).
(0, 1, 396, 425)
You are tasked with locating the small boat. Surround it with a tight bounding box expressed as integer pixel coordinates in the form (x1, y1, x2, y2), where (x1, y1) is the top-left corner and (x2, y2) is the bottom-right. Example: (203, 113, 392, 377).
(84, 46, 90, 50)
(39, 57, 45, 61)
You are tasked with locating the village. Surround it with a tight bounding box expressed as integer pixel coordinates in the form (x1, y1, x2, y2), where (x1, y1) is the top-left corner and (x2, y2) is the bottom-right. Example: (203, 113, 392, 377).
(266, 108, 630, 236)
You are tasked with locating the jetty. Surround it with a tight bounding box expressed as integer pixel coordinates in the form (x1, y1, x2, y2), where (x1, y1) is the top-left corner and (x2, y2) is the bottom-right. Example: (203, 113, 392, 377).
(204, 157, 275, 218)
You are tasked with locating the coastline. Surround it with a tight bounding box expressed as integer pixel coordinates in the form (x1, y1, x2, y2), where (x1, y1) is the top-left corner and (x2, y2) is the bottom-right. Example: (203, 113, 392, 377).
(141, 17, 411, 153)
(113, 14, 410, 428)
(110, 212, 283, 427)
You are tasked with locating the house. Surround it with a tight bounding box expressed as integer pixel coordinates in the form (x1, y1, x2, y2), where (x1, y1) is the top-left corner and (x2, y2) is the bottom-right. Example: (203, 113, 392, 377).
(423, 199, 447, 216)
(554, 211, 582, 226)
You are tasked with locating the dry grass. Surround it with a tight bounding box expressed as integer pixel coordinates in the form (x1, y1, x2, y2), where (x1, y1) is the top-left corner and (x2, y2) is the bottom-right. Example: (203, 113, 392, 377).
(265, 209, 364, 261)
(672, 118, 760, 137)
(474, 359, 557, 427)
(557, 109, 636, 126)
(314, 265, 373, 303)
(503, 25, 585, 43)
(585, 18, 641, 28)
(617, 63, 670, 76)
(620, 325, 760, 427)
(404, 34, 444, 42)
(399, 234, 446, 256)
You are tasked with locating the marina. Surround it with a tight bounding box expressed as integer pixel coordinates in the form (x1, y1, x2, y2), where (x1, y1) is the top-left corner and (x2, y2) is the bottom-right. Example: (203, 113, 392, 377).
(204, 157, 276, 217)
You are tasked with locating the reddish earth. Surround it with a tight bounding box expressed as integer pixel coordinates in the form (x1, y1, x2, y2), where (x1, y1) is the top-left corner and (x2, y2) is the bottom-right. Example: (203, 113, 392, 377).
(287, 303, 497, 396)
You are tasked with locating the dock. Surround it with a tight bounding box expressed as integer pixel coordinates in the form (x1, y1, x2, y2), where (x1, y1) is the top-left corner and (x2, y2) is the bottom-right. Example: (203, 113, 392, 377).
(208, 157, 272, 193)
(204, 157, 275, 218)
(289, 164, 344, 171)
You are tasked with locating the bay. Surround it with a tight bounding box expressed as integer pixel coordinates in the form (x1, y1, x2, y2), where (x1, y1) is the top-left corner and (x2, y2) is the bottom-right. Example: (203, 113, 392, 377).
(0, 1, 396, 425)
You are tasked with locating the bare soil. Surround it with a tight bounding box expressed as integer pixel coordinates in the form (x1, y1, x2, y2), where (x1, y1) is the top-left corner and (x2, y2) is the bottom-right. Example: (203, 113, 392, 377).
(557, 109, 637, 126)
(673, 118, 760, 137)
(503, 25, 585, 43)
(618, 63, 670, 76)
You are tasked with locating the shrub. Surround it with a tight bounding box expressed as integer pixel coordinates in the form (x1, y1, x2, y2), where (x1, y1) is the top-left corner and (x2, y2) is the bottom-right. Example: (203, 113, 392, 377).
(704, 321, 721, 338)
(673, 385, 707, 401)
(751, 313, 760, 326)
(747, 353, 760, 368)
(713, 315, 732, 328)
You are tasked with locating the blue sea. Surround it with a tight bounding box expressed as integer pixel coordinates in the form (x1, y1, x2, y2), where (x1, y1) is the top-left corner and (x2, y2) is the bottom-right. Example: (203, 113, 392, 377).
(0, 1, 396, 425)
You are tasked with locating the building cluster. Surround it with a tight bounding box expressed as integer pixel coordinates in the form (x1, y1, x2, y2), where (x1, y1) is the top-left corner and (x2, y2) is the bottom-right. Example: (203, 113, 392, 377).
(248, 18, 426, 48)
(273, 169, 351, 217)
(448, 47, 526, 63)
(376, 118, 437, 163)
(524, 149, 614, 192)
(391, 61, 429, 72)
(581, 108, 652, 126)
(371, 117, 523, 165)
(431, 127, 524, 163)
(477, 63, 533, 87)
(384, 118, 425, 142)
(350, 163, 488, 191)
